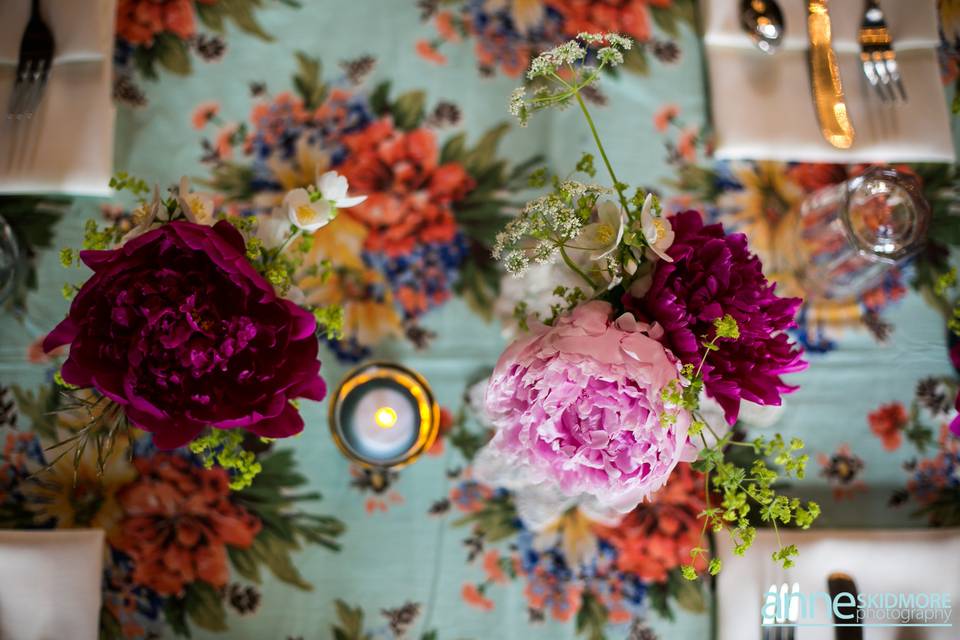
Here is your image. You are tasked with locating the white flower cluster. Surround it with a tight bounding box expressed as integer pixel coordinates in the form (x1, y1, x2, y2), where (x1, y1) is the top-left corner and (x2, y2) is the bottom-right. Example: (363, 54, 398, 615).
(577, 32, 632, 50)
(527, 40, 587, 79)
(508, 87, 529, 127)
(507, 33, 634, 127)
(493, 181, 609, 276)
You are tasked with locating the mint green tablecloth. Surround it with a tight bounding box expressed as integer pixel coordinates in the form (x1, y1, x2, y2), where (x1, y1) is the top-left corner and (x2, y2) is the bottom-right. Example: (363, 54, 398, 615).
(1, 2, 959, 639)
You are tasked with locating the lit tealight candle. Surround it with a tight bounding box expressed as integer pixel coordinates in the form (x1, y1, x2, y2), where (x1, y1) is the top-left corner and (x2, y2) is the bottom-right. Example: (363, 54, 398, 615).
(329, 362, 439, 468)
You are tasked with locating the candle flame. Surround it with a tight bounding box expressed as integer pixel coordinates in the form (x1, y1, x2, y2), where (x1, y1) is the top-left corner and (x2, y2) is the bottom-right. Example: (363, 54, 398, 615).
(374, 406, 398, 429)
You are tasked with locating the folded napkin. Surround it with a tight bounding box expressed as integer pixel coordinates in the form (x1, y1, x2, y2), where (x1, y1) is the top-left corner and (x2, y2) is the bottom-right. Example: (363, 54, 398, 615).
(0, 0, 117, 196)
(717, 529, 960, 640)
(0, 529, 105, 640)
(703, 0, 954, 163)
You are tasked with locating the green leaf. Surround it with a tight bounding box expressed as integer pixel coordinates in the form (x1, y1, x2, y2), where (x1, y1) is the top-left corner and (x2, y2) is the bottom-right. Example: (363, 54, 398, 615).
(152, 33, 192, 76)
(332, 599, 371, 640)
(369, 81, 392, 116)
(454, 257, 501, 322)
(98, 605, 123, 640)
(574, 591, 608, 640)
(650, 5, 680, 37)
(197, 162, 256, 202)
(185, 582, 228, 632)
(220, 0, 274, 41)
(622, 46, 649, 75)
(0, 199, 66, 249)
(452, 494, 519, 541)
(663, 163, 721, 202)
(448, 419, 492, 462)
(163, 595, 192, 637)
(440, 132, 468, 164)
(646, 581, 674, 621)
(674, 574, 707, 613)
(249, 530, 312, 590)
(195, 1, 226, 31)
(672, 0, 697, 27)
(11, 384, 60, 441)
(131, 45, 160, 80)
(227, 545, 261, 583)
(391, 90, 427, 131)
(293, 52, 327, 111)
(462, 123, 510, 177)
(929, 212, 960, 245)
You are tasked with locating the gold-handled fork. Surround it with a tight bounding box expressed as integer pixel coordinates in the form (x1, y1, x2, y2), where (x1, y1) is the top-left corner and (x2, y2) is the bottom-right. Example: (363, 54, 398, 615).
(858, 0, 907, 103)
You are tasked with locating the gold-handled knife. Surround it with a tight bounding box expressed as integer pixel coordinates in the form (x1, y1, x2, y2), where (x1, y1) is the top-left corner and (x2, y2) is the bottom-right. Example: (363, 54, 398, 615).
(807, 0, 855, 149)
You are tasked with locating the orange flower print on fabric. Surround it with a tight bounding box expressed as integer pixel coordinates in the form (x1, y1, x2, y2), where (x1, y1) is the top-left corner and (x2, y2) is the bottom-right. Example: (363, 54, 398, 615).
(868, 402, 909, 451)
(110, 454, 261, 596)
(545, 0, 673, 42)
(116, 0, 197, 47)
(338, 118, 475, 257)
(462, 583, 495, 611)
(594, 463, 706, 582)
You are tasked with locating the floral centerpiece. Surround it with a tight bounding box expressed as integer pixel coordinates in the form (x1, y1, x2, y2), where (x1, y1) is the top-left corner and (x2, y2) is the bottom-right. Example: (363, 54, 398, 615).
(482, 33, 819, 578)
(45, 171, 362, 487)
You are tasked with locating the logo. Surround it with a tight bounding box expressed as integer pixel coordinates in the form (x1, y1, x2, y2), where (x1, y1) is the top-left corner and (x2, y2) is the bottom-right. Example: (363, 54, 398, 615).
(762, 583, 953, 629)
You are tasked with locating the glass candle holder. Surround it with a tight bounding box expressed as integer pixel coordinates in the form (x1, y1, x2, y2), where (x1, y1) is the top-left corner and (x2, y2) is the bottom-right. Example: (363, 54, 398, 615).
(792, 167, 930, 301)
(328, 362, 440, 469)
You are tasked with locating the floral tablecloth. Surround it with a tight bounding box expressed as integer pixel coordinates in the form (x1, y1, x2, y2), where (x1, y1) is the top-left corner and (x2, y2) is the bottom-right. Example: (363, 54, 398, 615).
(1, 1, 959, 639)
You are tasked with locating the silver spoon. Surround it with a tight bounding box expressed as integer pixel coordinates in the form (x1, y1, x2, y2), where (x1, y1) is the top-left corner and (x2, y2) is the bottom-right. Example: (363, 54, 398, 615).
(740, 0, 785, 54)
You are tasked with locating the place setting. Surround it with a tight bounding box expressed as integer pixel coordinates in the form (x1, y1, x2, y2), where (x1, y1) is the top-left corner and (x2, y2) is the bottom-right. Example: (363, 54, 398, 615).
(0, 1, 958, 640)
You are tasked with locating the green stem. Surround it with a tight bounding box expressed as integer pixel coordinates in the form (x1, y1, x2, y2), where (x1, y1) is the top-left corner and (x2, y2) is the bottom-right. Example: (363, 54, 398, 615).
(559, 245, 598, 290)
(574, 91, 631, 214)
(694, 335, 720, 379)
(272, 228, 303, 263)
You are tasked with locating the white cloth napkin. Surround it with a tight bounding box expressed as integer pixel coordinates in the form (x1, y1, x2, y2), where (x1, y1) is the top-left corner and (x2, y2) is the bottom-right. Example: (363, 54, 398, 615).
(703, 0, 954, 163)
(0, 529, 105, 640)
(717, 528, 960, 640)
(0, 0, 117, 195)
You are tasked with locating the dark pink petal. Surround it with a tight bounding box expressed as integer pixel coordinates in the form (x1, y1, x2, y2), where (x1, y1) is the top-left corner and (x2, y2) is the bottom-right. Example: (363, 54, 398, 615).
(246, 402, 304, 439)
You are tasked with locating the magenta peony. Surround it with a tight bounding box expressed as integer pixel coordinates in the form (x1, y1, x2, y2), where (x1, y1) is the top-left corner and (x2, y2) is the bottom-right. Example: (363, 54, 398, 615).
(44, 220, 326, 449)
(629, 210, 806, 424)
(483, 300, 697, 512)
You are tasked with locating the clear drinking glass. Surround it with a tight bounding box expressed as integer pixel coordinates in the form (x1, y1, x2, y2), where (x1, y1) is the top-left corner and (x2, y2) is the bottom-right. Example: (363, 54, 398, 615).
(0, 214, 20, 306)
(792, 167, 930, 301)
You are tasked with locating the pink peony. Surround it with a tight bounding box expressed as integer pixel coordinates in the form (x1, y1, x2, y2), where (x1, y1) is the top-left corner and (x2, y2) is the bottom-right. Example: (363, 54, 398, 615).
(483, 301, 697, 512)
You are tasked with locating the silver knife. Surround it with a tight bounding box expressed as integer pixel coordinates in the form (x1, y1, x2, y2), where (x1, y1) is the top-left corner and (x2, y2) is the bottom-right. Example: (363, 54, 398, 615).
(828, 572, 863, 640)
(807, 0, 855, 149)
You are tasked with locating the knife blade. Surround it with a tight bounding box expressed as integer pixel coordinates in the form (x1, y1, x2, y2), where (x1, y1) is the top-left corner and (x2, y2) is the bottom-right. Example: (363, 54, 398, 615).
(807, 0, 855, 149)
(827, 572, 863, 640)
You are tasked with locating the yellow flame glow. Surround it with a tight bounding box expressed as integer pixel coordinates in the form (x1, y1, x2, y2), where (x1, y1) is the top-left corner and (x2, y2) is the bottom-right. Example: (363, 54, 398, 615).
(374, 406, 398, 429)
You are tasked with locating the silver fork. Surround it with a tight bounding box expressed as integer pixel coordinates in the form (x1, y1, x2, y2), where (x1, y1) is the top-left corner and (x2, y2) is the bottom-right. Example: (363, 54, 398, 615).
(761, 581, 798, 640)
(858, 0, 907, 103)
(6, 0, 55, 120)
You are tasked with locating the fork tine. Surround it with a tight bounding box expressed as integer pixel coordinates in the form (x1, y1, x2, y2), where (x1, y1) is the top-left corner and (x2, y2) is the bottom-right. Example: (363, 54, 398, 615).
(8, 59, 35, 119)
(860, 54, 887, 102)
(23, 58, 49, 119)
(883, 54, 907, 102)
(7, 60, 26, 118)
(18, 59, 41, 120)
(871, 51, 896, 102)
